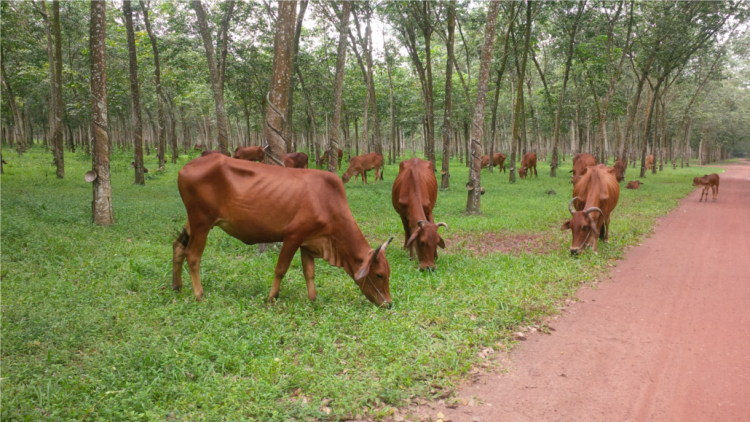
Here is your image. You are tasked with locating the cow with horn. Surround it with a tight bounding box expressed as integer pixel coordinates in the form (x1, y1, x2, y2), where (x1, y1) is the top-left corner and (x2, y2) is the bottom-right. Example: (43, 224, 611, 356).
(561, 164, 620, 255)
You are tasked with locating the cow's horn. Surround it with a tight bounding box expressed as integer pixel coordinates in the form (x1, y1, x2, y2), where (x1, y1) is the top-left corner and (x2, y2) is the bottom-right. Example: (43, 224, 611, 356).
(437, 222, 449, 230)
(584, 207, 603, 216)
(417, 220, 425, 228)
(381, 237, 394, 251)
(568, 197, 578, 215)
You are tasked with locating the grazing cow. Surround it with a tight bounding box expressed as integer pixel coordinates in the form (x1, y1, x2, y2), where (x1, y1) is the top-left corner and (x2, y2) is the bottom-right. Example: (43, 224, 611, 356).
(232, 146, 265, 162)
(480, 153, 506, 172)
(613, 157, 626, 182)
(562, 164, 620, 255)
(646, 154, 655, 171)
(316, 147, 344, 168)
(342, 152, 384, 184)
(284, 152, 309, 169)
(130, 161, 149, 173)
(692, 173, 720, 202)
(518, 152, 538, 179)
(570, 153, 597, 185)
(392, 158, 448, 271)
(626, 180, 644, 190)
(172, 154, 394, 307)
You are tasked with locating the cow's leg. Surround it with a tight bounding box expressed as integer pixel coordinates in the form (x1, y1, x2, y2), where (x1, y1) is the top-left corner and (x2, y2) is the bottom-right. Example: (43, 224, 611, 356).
(185, 224, 210, 301)
(268, 240, 301, 302)
(300, 247, 317, 301)
(374, 167, 381, 183)
(712, 185, 718, 202)
(361, 170, 367, 184)
(172, 224, 191, 291)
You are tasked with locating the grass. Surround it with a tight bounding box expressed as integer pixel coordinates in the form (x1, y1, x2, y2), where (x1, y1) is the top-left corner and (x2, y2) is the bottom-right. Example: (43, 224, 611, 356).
(1, 145, 718, 421)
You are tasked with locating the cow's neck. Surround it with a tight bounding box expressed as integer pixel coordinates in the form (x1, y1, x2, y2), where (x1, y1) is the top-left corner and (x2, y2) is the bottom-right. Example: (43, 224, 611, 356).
(333, 219, 373, 282)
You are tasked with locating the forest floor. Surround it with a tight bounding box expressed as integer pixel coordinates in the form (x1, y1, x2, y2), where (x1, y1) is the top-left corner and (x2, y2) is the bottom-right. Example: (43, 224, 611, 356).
(1, 146, 723, 421)
(424, 160, 750, 422)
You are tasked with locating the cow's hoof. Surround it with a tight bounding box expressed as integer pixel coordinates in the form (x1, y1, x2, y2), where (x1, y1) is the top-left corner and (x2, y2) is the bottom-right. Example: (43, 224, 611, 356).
(172, 285, 182, 292)
(194, 292, 204, 301)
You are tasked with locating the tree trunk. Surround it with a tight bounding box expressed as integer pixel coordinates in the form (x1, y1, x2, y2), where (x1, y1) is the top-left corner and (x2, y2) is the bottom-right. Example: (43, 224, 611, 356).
(52, 1, 65, 177)
(440, 1, 456, 190)
(509, 1, 532, 184)
(191, 0, 235, 156)
(465, 1, 502, 213)
(140, 0, 166, 170)
(123, 1, 145, 184)
(364, 9, 383, 157)
(89, 0, 114, 225)
(329, 1, 351, 173)
(0, 47, 26, 155)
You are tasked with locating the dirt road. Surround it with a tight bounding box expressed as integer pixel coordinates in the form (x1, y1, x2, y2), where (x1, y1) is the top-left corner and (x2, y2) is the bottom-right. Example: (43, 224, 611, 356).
(440, 162, 750, 422)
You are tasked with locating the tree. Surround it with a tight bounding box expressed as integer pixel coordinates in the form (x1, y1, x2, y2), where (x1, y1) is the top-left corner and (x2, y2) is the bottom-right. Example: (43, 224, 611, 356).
(329, 1, 351, 173)
(466, 1, 502, 213)
(140, 0, 167, 169)
(508, 1, 533, 184)
(191, 0, 235, 156)
(89, 0, 113, 225)
(0, 45, 26, 155)
(440, 1, 456, 190)
(52, 0, 64, 178)
(123, 0, 145, 185)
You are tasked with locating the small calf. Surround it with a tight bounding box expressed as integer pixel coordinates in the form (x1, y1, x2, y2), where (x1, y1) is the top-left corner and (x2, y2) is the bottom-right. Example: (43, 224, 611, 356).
(692, 174, 720, 202)
(626, 181, 643, 190)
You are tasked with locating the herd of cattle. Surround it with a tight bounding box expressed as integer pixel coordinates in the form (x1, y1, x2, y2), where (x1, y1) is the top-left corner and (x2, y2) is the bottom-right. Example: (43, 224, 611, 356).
(171, 146, 719, 307)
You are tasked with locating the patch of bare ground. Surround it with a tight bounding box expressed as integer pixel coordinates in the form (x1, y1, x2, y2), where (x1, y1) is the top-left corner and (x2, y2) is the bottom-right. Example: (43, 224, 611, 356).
(446, 231, 557, 256)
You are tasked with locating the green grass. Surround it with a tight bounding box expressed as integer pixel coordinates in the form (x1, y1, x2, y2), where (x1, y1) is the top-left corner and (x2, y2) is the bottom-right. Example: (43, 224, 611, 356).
(1, 145, 718, 421)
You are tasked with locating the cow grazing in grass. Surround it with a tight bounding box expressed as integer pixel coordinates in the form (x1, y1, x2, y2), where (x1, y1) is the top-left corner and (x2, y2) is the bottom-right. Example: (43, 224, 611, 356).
(130, 161, 149, 173)
(392, 158, 448, 271)
(613, 157, 626, 182)
(172, 153, 394, 307)
(693, 173, 720, 202)
(646, 155, 655, 172)
(518, 152, 537, 179)
(562, 164, 620, 255)
(284, 152, 309, 169)
(342, 152, 384, 184)
(316, 147, 344, 168)
(570, 153, 597, 185)
(626, 180, 643, 190)
(481, 153, 506, 172)
(232, 146, 265, 162)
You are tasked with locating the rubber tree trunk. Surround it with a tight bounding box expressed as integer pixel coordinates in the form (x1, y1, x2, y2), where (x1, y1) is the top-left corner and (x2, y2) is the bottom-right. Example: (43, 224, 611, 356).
(52, 1, 65, 178)
(286, 0, 308, 151)
(509, 1, 532, 184)
(440, 1, 455, 190)
(0, 47, 26, 155)
(264, 0, 297, 164)
(140, 0, 166, 170)
(364, 10, 382, 156)
(329, 1, 351, 173)
(123, 1, 144, 184)
(489, 2, 516, 175)
(89, 0, 114, 225)
(465, 1, 502, 213)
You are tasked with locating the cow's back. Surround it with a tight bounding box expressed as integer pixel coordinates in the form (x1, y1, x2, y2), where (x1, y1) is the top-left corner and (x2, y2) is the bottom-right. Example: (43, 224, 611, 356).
(573, 165, 620, 216)
(393, 158, 437, 214)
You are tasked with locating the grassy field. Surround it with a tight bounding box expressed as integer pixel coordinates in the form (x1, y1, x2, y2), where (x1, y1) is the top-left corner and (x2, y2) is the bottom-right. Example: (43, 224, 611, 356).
(1, 146, 717, 421)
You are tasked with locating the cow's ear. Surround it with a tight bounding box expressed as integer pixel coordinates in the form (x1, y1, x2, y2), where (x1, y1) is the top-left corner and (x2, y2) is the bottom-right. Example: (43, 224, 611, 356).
(405, 228, 421, 248)
(438, 236, 446, 249)
(355, 249, 375, 280)
(607, 167, 616, 174)
(561, 221, 571, 231)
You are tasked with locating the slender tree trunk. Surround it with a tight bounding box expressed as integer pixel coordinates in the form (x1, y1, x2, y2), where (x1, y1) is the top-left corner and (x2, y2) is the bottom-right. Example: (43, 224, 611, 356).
(385, 29, 397, 165)
(0, 47, 26, 155)
(140, 0, 166, 170)
(329, 1, 351, 173)
(89, 0, 114, 225)
(466, 1, 502, 213)
(364, 9, 382, 156)
(440, 1, 456, 190)
(640, 80, 661, 177)
(509, 1, 532, 183)
(123, 1, 145, 184)
(52, 1, 65, 177)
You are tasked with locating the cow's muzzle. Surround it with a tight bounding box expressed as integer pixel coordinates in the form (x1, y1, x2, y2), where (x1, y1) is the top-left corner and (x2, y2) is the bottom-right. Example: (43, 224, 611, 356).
(381, 301, 392, 309)
(420, 266, 436, 272)
(570, 248, 580, 256)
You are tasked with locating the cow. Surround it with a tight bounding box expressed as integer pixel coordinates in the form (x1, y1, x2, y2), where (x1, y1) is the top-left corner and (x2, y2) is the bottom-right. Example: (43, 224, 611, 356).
(172, 153, 394, 307)
(613, 157, 626, 182)
(391, 158, 448, 271)
(570, 153, 597, 185)
(130, 161, 149, 173)
(626, 180, 644, 190)
(692, 173, 720, 202)
(562, 164, 620, 255)
(646, 154, 655, 171)
(480, 153, 506, 172)
(284, 152, 309, 169)
(518, 152, 538, 179)
(232, 146, 265, 162)
(316, 147, 344, 168)
(342, 152, 384, 184)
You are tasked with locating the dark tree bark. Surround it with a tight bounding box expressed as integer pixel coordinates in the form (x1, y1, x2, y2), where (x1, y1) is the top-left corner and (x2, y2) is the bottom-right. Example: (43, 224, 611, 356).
(123, 1, 145, 184)
(465, 1, 502, 213)
(440, 1, 456, 190)
(329, 1, 351, 173)
(384, 29, 396, 164)
(488, 2, 516, 174)
(287, 0, 308, 151)
(509, 1, 532, 184)
(0, 46, 26, 155)
(52, 1, 64, 177)
(89, 0, 114, 225)
(140, 0, 166, 170)
(191, 1, 235, 156)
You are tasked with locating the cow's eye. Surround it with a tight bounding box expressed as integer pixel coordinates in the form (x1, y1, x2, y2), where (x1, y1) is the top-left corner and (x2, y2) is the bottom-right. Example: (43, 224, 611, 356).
(376, 274, 384, 279)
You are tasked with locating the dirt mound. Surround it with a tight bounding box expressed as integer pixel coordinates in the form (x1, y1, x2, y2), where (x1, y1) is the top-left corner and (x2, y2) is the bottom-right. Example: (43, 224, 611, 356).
(447, 232, 556, 256)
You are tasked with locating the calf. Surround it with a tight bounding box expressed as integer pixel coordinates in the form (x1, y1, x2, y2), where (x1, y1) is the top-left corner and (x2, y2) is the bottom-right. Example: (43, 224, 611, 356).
(626, 180, 643, 190)
(692, 173, 720, 202)
(172, 154, 394, 307)
(613, 157, 626, 182)
(284, 152, 309, 169)
(570, 153, 597, 185)
(342, 152, 384, 184)
(518, 152, 537, 179)
(232, 146, 265, 162)
(646, 154, 654, 171)
(480, 153, 506, 172)
(392, 158, 448, 270)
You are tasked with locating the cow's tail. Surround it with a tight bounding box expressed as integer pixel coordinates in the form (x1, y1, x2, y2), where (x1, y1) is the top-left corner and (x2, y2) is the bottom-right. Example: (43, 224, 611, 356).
(172, 225, 190, 291)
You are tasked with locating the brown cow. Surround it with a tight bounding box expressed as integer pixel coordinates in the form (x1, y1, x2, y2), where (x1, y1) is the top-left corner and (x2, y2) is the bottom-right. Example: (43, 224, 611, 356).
(692, 173, 720, 202)
(570, 153, 597, 185)
(392, 158, 448, 271)
(342, 152, 384, 184)
(233, 146, 265, 162)
(172, 154, 394, 307)
(646, 154, 655, 171)
(316, 147, 344, 168)
(480, 153, 506, 172)
(518, 152, 537, 179)
(613, 157, 626, 182)
(562, 164, 620, 255)
(284, 152, 309, 169)
(626, 180, 644, 190)
(130, 161, 149, 173)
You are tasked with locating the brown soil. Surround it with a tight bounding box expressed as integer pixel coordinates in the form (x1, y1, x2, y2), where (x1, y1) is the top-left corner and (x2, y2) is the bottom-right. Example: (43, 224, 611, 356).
(446, 232, 556, 256)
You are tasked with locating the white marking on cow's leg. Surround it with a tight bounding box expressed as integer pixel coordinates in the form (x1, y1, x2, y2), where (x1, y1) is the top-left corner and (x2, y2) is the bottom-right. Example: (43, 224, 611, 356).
(300, 248, 317, 301)
(269, 241, 300, 302)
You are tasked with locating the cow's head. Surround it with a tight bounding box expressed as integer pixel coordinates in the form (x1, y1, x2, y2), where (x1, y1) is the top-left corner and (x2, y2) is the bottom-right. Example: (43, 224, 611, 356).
(519, 167, 527, 179)
(355, 238, 393, 308)
(561, 197, 601, 256)
(342, 170, 353, 183)
(405, 220, 448, 271)
(692, 175, 708, 187)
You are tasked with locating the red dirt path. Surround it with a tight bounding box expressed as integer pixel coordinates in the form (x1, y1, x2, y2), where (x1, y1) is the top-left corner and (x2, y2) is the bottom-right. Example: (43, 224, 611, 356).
(439, 162, 750, 422)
